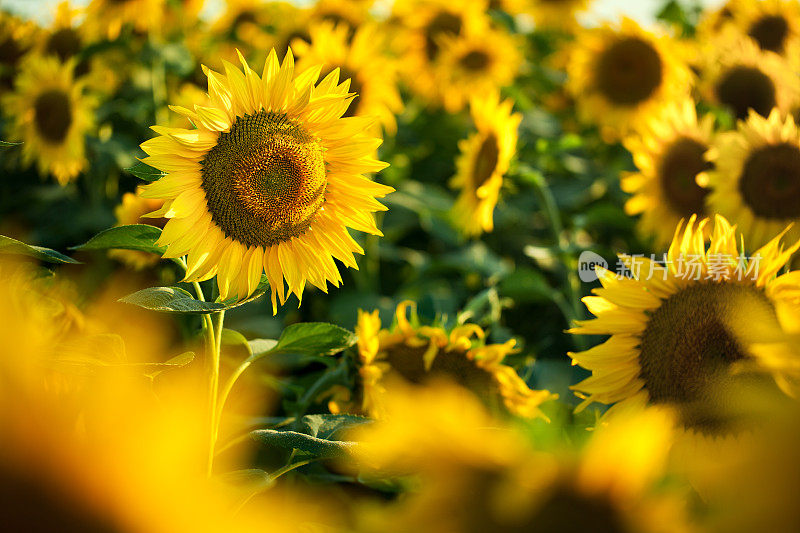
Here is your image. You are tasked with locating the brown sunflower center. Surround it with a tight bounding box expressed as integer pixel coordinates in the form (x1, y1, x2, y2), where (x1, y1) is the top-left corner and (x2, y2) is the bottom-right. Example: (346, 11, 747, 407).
(748, 15, 789, 54)
(714, 66, 776, 120)
(522, 485, 629, 533)
(0, 462, 123, 533)
(424, 11, 462, 61)
(321, 65, 362, 117)
(45, 28, 81, 62)
(34, 90, 73, 144)
(658, 137, 711, 218)
(595, 37, 663, 106)
(739, 142, 800, 219)
(473, 133, 500, 190)
(0, 35, 26, 67)
(384, 343, 497, 399)
(459, 50, 491, 71)
(639, 282, 775, 433)
(200, 111, 326, 247)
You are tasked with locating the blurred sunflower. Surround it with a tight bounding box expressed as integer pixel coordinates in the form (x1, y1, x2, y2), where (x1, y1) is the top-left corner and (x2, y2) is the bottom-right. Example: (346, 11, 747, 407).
(2, 55, 95, 185)
(392, 0, 488, 106)
(695, 0, 739, 42)
(450, 91, 521, 237)
(348, 383, 687, 533)
(528, 0, 592, 31)
(0, 11, 38, 91)
(622, 99, 715, 249)
(109, 188, 166, 270)
(310, 0, 371, 36)
(697, 34, 798, 121)
(83, 0, 166, 41)
(330, 301, 555, 419)
(433, 24, 521, 112)
(211, 0, 280, 52)
(292, 21, 403, 135)
(140, 49, 392, 308)
(705, 109, 800, 249)
(733, 0, 800, 62)
(565, 18, 692, 141)
(570, 215, 800, 437)
(38, 2, 84, 69)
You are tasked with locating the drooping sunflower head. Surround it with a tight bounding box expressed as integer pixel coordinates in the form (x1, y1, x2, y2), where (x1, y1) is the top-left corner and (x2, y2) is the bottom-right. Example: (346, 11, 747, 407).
(140, 48, 393, 310)
(450, 91, 521, 237)
(292, 21, 403, 135)
(432, 23, 522, 112)
(565, 18, 692, 140)
(705, 109, 800, 249)
(348, 384, 685, 533)
(333, 301, 555, 419)
(697, 32, 799, 121)
(622, 99, 715, 248)
(392, 0, 489, 105)
(1, 55, 95, 185)
(570, 214, 800, 437)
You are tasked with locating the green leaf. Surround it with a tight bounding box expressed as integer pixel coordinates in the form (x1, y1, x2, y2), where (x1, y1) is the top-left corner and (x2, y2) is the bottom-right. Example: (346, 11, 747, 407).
(249, 429, 358, 458)
(221, 329, 252, 355)
(126, 160, 165, 182)
(248, 338, 278, 356)
(219, 469, 274, 490)
(299, 414, 370, 440)
(0, 140, 21, 147)
(71, 224, 166, 255)
(498, 267, 553, 304)
(270, 322, 357, 358)
(0, 235, 79, 264)
(119, 286, 227, 314)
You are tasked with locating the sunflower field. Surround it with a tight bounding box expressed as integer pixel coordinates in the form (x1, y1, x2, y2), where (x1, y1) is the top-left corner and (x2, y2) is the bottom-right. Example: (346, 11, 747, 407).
(4, 0, 800, 530)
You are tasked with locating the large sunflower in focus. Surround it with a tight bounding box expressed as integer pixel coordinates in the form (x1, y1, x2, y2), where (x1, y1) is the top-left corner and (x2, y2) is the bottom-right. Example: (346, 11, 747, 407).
(697, 33, 798, 121)
(565, 18, 692, 141)
(622, 99, 714, 248)
(392, 0, 488, 106)
(569, 215, 800, 437)
(450, 91, 521, 237)
(140, 49, 392, 309)
(330, 301, 555, 419)
(433, 24, 521, 113)
(292, 21, 402, 135)
(2, 56, 95, 185)
(705, 109, 800, 249)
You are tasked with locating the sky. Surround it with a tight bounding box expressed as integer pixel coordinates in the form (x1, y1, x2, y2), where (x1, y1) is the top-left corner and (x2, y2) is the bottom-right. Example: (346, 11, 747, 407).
(3, 0, 722, 26)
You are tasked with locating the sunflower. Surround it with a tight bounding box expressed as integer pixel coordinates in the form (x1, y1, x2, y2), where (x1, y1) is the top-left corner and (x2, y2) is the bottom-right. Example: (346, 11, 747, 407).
(108, 188, 167, 270)
(392, 0, 489, 106)
(622, 99, 715, 249)
(210, 0, 282, 53)
(528, 0, 592, 32)
(310, 0, 371, 36)
(2, 55, 95, 185)
(569, 215, 800, 437)
(347, 383, 688, 533)
(330, 301, 555, 419)
(449, 91, 521, 237)
(695, 0, 739, 42)
(83, 0, 166, 41)
(139, 49, 392, 309)
(697, 33, 798, 121)
(733, 0, 800, 63)
(292, 21, 403, 135)
(433, 23, 522, 112)
(0, 11, 38, 91)
(565, 18, 692, 141)
(704, 109, 800, 249)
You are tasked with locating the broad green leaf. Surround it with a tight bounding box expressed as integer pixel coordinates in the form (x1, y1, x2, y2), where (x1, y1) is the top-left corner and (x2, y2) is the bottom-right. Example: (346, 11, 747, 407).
(120, 286, 227, 314)
(126, 160, 165, 182)
(299, 414, 370, 440)
(72, 224, 165, 255)
(249, 429, 357, 458)
(498, 267, 553, 304)
(221, 329, 252, 355)
(0, 235, 79, 264)
(270, 322, 357, 358)
(248, 338, 278, 356)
